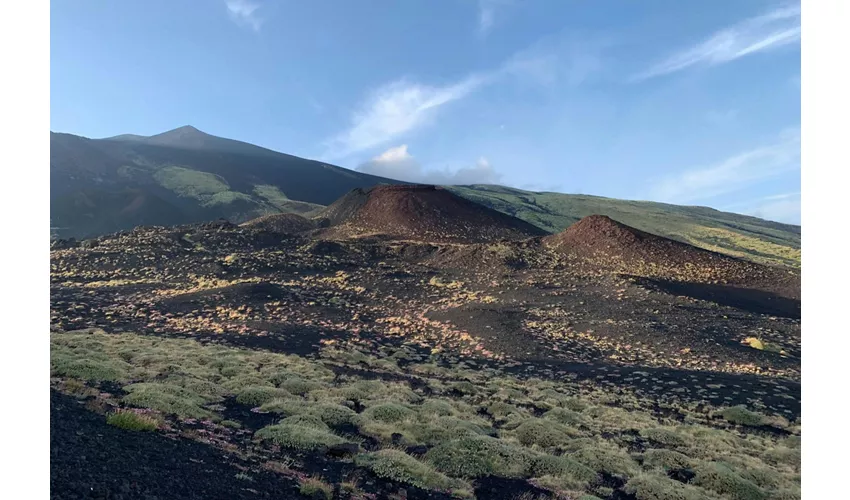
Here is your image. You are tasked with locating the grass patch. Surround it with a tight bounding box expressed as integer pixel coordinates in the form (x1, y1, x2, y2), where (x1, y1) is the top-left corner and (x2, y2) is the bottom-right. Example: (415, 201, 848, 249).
(515, 418, 577, 448)
(425, 436, 535, 479)
(361, 403, 415, 423)
(51, 357, 127, 382)
(298, 476, 333, 500)
(570, 446, 640, 478)
(719, 406, 765, 427)
(106, 410, 159, 431)
(255, 422, 348, 451)
(122, 383, 214, 419)
(693, 462, 766, 500)
(642, 449, 695, 471)
(624, 473, 711, 500)
(355, 449, 466, 492)
(235, 386, 292, 406)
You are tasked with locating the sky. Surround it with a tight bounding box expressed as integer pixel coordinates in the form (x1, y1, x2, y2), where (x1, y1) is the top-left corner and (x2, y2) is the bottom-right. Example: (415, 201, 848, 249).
(50, 0, 801, 224)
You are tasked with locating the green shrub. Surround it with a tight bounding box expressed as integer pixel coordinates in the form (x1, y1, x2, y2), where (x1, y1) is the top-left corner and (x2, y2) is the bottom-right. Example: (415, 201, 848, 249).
(543, 408, 587, 427)
(312, 403, 359, 427)
(280, 377, 323, 396)
(255, 422, 347, 451)
(693, 462, 766, 500)
(769, 489, 801, 500)
(486, 401, 520, 419)
(515, 418, 576, 448)
(52, 358, 126, 382)
(356, 449, 464, 491)
(624, 474, 711, 500)
(235, 386, 292, 406)
(122, 383, 213, 419)
(719, 406, 765, 427)
(280, 414, 329, 431)
(641, 428, 687, 448)
(299, 476, 333, 500)
(642, 449, 694, 471)
(763, 447, 801, 470)
(362, 403, 414, 423)
(530, 454, 598, 486)
(106, 410, 159, 431)
(570, 447, 640, 478)
(412, 417, 492, 445)
(259, 398, 312, 415)
(425, 436, 535, 478)
(419, 399, 456, 417)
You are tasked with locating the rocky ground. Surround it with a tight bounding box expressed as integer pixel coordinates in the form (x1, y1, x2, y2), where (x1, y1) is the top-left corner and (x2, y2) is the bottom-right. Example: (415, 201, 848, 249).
(50, 220, 801, 500)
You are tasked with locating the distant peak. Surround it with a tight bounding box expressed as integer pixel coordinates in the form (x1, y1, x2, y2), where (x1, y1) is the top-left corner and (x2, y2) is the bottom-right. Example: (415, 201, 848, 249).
(163, 125, 206, 135)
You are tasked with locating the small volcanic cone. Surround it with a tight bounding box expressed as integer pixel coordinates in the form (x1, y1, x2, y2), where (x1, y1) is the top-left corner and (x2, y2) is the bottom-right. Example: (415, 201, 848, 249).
(241, 213, 315, 234)
(315, 185, 547, 243)
(545, 215, 799, 297)
(544, 215, 718, 264)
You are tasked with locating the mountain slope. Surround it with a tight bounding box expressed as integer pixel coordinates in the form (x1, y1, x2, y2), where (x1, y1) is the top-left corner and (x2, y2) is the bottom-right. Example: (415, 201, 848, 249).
(50, 127, 401, 239)
(448, 185, 801, 268)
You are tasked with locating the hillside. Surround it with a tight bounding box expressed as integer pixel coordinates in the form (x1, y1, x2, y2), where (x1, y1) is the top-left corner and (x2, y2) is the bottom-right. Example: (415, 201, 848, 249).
(50, 127, 800, 269)
(448, 185, 801, 268)
(315, 185, 547, 243)
(49, 126, 400, 239)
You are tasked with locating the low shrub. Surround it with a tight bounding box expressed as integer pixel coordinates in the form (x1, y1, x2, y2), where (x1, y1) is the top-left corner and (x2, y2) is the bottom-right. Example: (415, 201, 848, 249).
(530, 454, 598, 487)
(412, 417, 492, 445)
(235, 386, 292, 406)
(122, 383, 213, 419)
(52, 358, 127, 382)
(515, 418, 576, 448)
(624, 473, 711, 500)
(419, 399, 456, 417)
(361, 403, 414, 423)
(425, 436, 535, 479)
(642, 449, 694, 471)
(570, 447, 640, 478)
(299, 476, 333, 500)
(312, 403, 359, 427)
(106, 410, 159, 431)
(280, 377, 323, 396)
(543, 408, 587, 427)
(719, 406, 765, 427)
(279, 414, 329, 431)
(355, 449, 465, 491)
(641, 428, 687, 448)
(693, 462, 766, 500)
(259, 398, 312, 415)
(255, 422, 348, 451)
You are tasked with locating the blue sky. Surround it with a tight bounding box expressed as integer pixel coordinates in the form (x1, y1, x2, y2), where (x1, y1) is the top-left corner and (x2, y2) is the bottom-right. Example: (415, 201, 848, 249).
(50, 0, 801, 224)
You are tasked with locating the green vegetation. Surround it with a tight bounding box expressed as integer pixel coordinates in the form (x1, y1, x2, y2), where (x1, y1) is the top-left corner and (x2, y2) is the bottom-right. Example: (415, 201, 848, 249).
(448, 185, 800, 268)
(50, 331, 800, 499)
(106, 410, 159, 431)
(298, 476, 333, 500)
(355, 449, 467, 492)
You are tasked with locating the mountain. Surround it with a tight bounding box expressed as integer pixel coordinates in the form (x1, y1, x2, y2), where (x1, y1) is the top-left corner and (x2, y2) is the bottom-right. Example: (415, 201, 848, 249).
(50, 126, 800, 268)
(50, 126, 402, 239)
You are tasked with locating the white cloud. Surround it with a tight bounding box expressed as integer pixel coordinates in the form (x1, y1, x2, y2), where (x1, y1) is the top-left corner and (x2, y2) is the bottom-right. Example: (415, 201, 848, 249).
(651, 128, 800, 204)
(323, 76, 490, 160)
(226, 0, 263, 31)
(357, 145, 502, 185)
(323, 34, 608, 160)
(632, 4, 800, 82)
(725, 192, 801, 224)
(476, 0, 513, 37)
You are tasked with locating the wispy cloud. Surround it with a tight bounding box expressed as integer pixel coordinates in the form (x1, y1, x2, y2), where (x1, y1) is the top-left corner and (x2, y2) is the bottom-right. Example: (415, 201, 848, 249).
(724, 191, 801, 224)
(225, 0, 263, 31)
(324, 34, 609, 160)
(476, 0, 512, 38)
(632, 4, 800, 82)
(651, 127, 800, 204)
(357, 145, 502, 185)
(323, 75, 489, 160)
